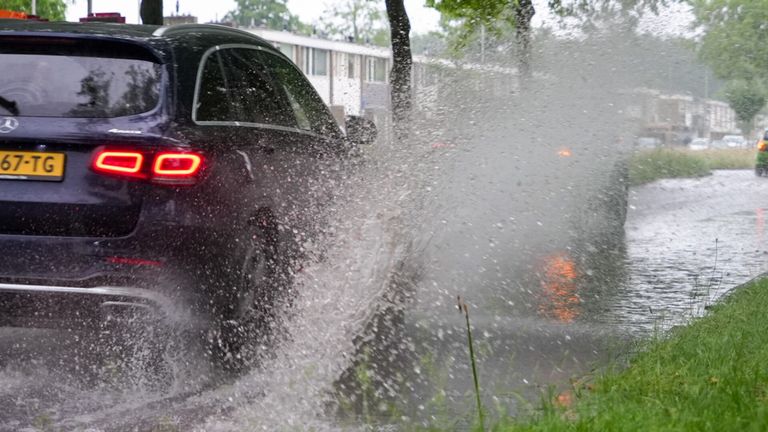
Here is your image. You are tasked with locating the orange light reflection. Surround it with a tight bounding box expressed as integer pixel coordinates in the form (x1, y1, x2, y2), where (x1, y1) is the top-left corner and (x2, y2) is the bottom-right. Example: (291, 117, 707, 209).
(538, 252, 581, 323)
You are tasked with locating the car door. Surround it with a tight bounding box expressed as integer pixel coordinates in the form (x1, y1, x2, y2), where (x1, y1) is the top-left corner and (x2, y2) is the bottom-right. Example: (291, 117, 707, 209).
(215, 46, 346, 245)
(252, 49, 348, 237)
(192, 46, 272, 233)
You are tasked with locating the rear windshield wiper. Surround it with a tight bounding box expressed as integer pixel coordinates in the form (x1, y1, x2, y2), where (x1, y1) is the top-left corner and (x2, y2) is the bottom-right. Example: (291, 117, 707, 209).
(0, 96, 19, 116)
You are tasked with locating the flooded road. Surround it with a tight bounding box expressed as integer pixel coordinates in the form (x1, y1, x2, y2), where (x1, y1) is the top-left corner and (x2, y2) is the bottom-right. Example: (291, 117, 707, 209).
(2, 168, 766, 431)
(611, 169, 768, 330)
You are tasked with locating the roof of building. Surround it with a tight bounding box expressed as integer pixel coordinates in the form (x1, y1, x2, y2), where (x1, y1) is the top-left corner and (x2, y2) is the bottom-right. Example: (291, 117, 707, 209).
(244, 27, 391, 58)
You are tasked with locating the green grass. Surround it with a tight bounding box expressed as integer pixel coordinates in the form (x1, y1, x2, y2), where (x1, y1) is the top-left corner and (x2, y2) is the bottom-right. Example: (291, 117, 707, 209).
(629, 148, 756, 186)
(493, 276, 768, 431)
(699, 148, 758, 170)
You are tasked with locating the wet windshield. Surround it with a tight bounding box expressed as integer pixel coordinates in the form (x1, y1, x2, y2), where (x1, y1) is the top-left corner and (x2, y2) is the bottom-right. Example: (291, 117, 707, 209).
(0, 53, 161, 117)
(0, 95, 19, 116)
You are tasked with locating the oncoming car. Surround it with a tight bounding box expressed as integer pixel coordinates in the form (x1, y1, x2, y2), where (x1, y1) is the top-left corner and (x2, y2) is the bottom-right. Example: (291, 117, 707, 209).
(0, 19, 374, 363)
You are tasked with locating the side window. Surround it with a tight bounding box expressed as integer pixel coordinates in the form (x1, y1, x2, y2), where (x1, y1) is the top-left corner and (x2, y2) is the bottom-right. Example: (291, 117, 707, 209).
(258, 51, 341, 137)
(196, 51, 231, 121)
(219, 48, 297, 128)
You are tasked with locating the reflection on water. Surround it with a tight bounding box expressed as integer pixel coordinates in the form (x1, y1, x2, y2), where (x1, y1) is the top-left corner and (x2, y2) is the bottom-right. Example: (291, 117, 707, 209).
(538, 252, 580, 323)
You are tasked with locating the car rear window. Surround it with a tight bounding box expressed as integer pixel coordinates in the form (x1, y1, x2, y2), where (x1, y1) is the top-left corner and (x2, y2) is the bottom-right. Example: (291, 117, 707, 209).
(0, 41, 162, 118)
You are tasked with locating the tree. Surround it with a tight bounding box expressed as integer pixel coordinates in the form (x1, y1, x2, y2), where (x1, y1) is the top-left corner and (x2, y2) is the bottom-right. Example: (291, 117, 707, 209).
(426, 0, 534, 75)
(140, 0, 163, 25)
(319, 0, 390, 46)
(689, 0, 768, 133)
(723, 79, 766, 134)
(691, 0, 768, 82)
(426, 0, 671, 76)
(3, 0, 67, 20)
(384, 0, 413, 141)
(224, 0, 307, 31)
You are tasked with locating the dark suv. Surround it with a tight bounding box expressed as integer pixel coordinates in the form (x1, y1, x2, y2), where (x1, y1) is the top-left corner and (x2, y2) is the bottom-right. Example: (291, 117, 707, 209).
(0, 20, 371, 356)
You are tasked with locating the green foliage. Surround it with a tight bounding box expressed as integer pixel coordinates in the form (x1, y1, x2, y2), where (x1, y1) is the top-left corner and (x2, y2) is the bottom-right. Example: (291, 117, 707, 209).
(426, 0, 670, 49)
(427, 0, 515, 29)
(2, 0, 67, 20)
(723, 79, 766, 128)
(458, 297, 486, 431)
(426, 0, 516, 49)
(692, 0, 768, 82)
(691, 0, 768, 128)
(319, 0, 390, 46)
(224, 0, 308, 33)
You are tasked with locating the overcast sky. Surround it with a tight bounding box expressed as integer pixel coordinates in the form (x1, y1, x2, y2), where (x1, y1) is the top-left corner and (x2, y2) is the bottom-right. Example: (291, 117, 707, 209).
(65, 0, 443, 33)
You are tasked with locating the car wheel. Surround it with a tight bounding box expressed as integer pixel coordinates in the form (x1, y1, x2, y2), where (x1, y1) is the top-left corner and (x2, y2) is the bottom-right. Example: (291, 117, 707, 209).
(756, 166, 764, 177)
(211, 212, 285, 371)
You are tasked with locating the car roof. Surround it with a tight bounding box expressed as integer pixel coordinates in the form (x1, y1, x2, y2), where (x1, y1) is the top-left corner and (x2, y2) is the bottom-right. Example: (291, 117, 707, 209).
(0, 20, 279, 54)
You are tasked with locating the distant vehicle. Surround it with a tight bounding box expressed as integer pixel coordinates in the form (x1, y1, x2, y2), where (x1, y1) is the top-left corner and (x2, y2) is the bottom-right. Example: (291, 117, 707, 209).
(635, 137, 661, 149)
(755, 130, 768, 176)
(722, 135, 747, 148)
(0, 18, 375, 366)
(688, 138, 710, 151)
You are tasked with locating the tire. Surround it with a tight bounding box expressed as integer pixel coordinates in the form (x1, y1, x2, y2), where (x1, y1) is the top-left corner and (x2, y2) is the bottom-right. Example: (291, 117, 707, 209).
(210, 211, 285, 371)
(756, 166, 764, 177)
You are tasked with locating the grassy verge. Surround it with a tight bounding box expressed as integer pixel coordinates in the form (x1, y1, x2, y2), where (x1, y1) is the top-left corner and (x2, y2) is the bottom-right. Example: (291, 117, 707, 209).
(494, 276, 768, 431)
(629, 148, 756, 186)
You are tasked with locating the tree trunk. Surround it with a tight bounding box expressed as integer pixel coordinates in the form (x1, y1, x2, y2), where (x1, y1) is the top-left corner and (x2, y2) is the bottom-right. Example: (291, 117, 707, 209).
(140, 0, 164, 25)
(385, 0, 412, 141)
(513, 0, 535, 79)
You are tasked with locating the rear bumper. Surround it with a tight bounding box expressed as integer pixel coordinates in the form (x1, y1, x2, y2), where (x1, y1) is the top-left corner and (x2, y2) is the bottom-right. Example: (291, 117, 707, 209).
(0, 281, 197, 329)
(0, 219, 251, 329)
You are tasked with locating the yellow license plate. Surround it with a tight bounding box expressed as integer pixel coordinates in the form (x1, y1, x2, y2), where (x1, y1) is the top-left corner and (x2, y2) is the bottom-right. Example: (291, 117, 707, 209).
(0, 151, 66, 181)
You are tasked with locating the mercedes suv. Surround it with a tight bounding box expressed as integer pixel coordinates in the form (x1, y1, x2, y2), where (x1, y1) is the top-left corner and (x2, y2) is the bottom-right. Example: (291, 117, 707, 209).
(0, 19, 373, 358)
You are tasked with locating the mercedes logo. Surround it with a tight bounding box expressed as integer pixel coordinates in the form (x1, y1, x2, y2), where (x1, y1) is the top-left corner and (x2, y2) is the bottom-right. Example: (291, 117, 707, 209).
(0, 117, 19, 134)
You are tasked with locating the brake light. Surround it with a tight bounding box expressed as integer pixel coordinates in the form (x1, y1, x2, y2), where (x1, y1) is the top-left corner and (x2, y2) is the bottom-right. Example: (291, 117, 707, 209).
(759, 141, 767, 151)
(91, 147, 205, 185)
(94, 151, 144, 175)
(153, 153, 202, 176)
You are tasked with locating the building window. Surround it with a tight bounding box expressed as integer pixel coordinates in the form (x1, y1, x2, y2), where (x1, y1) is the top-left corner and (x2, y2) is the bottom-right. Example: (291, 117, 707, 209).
(312, 48, 328, 76)
(302, 48, 310, 74)
(348, 54, 357, 79)
(279, 43, 295, 62)
(366, 57, 386, 82)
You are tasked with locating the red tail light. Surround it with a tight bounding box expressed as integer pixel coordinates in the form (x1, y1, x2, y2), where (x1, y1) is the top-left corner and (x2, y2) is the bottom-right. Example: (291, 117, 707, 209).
(91, 147, 205, 185)
(759, 141, 767, 152)
(93, 151, 145, 176)
(153, 153, 202, 176)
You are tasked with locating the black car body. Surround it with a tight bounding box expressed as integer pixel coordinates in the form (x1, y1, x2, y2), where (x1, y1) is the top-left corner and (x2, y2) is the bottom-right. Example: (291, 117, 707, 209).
(0, 20, 357, 336)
